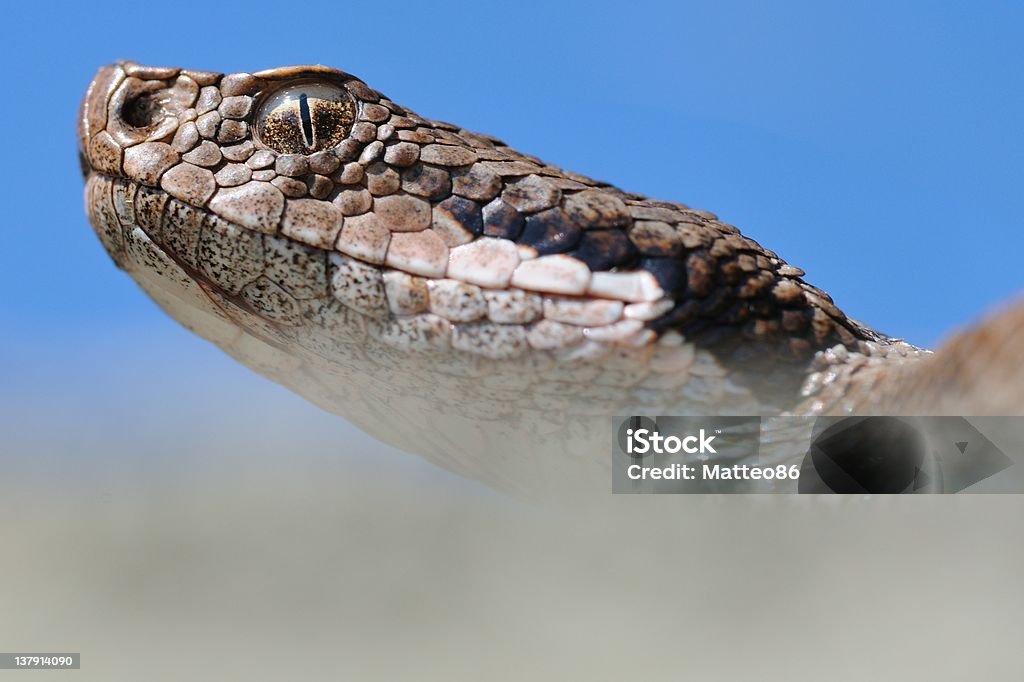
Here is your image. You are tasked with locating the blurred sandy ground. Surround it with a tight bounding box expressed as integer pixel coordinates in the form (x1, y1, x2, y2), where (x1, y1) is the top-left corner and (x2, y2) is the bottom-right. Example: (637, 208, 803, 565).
(3, 327, 1023, 681)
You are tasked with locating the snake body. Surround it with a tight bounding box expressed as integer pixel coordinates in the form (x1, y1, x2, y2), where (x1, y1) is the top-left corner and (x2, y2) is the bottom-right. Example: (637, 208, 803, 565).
(79, 62, 1023, 494)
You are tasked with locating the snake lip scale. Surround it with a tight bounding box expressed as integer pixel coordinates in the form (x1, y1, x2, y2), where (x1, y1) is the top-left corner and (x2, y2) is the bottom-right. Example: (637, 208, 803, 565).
(78, 61, 1024, 491)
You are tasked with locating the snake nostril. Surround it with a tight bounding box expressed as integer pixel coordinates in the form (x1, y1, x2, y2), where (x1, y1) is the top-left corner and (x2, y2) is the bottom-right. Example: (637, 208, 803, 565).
(122, 92, 164, 128)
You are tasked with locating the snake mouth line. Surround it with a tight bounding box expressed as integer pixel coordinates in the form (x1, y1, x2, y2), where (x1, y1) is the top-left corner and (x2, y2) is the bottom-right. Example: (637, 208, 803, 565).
(88, 170, 270, 256)
(83, 168, 690, 333)
(85, 172, 310, 341)
(85, 173, 687, 366)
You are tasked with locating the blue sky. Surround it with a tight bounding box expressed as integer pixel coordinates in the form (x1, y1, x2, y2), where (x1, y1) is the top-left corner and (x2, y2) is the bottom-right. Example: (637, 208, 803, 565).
(4, 0, 1022, 350)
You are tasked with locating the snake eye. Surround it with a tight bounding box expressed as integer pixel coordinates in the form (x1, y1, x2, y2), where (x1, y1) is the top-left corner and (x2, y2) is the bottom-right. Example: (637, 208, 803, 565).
(255, 81, 356, 154)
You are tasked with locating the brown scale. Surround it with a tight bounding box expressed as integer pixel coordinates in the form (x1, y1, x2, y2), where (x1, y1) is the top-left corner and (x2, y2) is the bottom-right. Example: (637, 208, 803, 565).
(566, 230, 636, 271)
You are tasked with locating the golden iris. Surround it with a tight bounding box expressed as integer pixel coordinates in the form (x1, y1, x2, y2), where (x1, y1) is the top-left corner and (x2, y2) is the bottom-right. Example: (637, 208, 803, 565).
(255, 81, 355, 154)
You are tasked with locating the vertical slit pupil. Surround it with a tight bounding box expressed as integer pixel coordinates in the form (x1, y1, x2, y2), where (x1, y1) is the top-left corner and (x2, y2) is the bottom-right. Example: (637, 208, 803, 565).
(298, 93, 314, 149)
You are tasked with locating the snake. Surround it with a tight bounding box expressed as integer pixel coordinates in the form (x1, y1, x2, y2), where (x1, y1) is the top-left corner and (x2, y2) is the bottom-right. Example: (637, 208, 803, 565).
(78, 61, 1024, 494)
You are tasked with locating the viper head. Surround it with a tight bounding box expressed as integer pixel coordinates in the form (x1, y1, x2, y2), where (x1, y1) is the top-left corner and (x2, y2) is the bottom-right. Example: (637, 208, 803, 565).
(79, 62, 924, 423)
(78, 62, 404, 248)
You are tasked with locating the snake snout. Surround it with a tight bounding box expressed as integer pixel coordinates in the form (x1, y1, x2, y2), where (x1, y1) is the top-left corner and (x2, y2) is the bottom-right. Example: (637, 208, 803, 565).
(78, 63, 202, 181)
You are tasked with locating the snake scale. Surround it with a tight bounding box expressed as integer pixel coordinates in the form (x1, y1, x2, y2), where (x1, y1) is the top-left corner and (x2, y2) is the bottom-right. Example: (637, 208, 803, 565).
(78, 62, 1024, 494)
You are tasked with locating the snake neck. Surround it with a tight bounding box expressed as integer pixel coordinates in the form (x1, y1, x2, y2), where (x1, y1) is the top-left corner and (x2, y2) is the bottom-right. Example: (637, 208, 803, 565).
(791, 300, 1024, 416)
